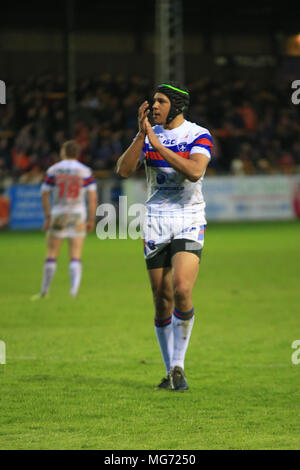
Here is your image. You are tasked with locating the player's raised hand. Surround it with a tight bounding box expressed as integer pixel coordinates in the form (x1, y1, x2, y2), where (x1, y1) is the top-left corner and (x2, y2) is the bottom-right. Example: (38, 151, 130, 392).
(145, 118, 161, 150)
(138, 101, 150, 135)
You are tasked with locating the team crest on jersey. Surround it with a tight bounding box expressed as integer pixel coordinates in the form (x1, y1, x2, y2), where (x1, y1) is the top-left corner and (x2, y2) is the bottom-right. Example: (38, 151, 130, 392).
(178, 142, 187, 152)
(147, 240, 156, 251)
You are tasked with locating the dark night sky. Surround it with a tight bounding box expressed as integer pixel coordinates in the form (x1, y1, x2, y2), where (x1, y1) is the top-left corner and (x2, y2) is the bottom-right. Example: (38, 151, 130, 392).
(2, 1, 300, 35)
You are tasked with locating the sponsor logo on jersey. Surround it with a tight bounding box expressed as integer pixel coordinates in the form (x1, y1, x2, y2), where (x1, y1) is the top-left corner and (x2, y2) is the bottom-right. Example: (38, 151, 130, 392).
(162, 139, 176, 145)
(156, 173, 167, 184)
(181, 226, 196, 234)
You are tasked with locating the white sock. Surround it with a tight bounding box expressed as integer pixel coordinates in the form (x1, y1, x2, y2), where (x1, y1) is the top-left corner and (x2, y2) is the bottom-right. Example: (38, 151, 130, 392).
(171, 307, 195, 370)
(69, 259, 82, 296)
(41, 258, 57, 295)
(155, 315, 173, 375)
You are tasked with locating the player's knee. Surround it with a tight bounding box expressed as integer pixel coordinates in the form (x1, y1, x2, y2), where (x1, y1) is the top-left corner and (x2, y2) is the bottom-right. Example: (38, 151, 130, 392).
(173, 280, 191, 301)
(153, 290, 173, 317)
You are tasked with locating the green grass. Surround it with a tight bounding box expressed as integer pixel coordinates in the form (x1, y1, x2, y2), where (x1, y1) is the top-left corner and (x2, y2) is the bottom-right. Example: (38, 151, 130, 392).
(0, 221, 300, 450)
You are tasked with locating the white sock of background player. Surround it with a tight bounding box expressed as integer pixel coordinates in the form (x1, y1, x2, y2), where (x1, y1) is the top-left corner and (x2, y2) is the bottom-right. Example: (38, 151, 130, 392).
(41, 258, 57, 296)
(69, 259, 82, 296)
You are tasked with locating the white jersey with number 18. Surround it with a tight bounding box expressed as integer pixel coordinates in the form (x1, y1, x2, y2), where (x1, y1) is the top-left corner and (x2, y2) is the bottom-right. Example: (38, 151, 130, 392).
(41, 159, 97, 218)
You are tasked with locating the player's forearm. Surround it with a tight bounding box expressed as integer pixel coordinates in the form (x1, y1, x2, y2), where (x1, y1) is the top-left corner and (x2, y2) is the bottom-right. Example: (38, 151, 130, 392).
(155, 145, 204, 182)
(41, 192, 51, 218)
(88, 191, 98, 222)
(115, 132, 145, 178)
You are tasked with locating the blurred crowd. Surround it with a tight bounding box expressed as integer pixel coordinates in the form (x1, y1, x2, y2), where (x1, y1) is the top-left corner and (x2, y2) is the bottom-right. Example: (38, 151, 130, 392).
(189, 75, 300, 176)
(0, 72, 300, 189)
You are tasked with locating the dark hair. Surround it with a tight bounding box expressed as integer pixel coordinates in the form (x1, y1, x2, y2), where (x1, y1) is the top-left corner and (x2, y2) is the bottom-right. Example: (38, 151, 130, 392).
(62, 140, 80, 159)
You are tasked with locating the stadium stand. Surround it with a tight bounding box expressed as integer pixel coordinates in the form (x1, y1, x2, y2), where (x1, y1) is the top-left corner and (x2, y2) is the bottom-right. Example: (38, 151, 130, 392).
(0, 72, 300, 191)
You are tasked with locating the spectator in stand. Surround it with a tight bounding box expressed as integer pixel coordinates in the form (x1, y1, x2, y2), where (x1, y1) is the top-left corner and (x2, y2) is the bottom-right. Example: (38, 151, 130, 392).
(18, 164, 44, 184)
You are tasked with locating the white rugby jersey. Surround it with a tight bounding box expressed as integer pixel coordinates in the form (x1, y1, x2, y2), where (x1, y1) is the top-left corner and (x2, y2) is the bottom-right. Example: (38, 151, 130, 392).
(41, 159, 97, 216)
(141, 120, 213, 217)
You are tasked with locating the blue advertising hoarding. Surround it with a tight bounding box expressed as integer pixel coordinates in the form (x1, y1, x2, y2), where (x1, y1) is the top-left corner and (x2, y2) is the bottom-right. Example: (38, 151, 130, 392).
(9, 185, 44, 230)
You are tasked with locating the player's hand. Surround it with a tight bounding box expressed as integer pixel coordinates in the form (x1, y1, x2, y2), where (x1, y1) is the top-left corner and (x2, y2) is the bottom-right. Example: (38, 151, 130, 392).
(42, 216, 50, 232)
(138, 101, 150, 135)
(86, 219, 95, 233)
(145, 118, 161, 150)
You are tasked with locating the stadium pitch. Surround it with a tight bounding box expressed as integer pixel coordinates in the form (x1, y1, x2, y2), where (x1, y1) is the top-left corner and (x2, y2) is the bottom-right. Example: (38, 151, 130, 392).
(0, 221, 299, 450)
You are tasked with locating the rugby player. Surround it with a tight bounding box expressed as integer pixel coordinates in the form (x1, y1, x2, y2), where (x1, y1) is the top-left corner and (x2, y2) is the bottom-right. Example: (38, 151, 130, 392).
(33, 140, 97, 299)
(116, 82, 213, 391)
